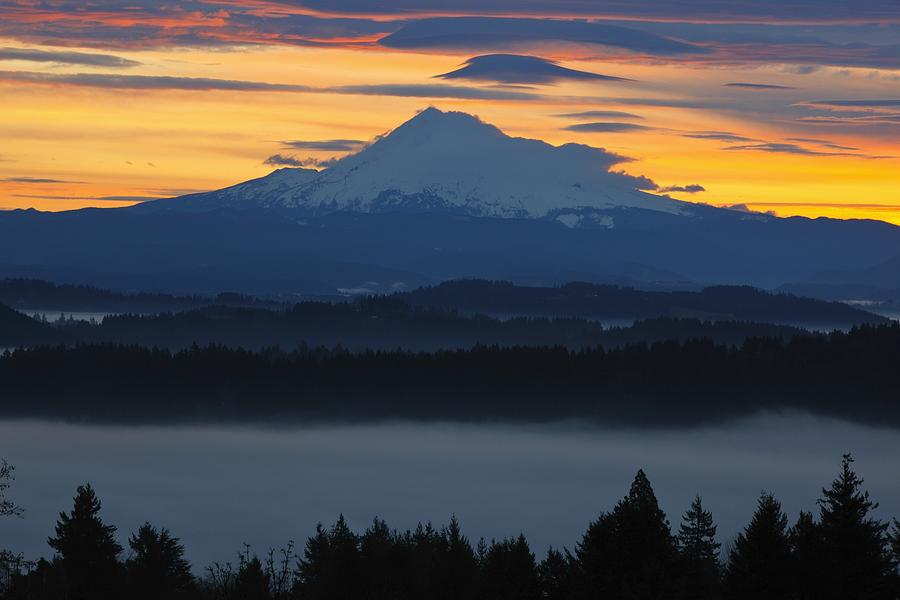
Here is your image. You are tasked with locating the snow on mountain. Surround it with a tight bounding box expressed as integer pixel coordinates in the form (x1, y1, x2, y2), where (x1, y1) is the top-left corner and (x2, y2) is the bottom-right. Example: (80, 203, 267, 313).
(151, 107, 689, 220)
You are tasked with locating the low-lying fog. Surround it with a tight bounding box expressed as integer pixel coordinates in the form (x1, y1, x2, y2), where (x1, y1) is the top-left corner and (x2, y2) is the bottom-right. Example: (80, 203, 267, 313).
(1, 414, 898, 569)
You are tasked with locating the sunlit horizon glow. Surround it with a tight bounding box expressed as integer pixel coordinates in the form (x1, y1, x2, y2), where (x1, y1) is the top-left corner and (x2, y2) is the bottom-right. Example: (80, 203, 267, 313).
(1, 1, 899, 222)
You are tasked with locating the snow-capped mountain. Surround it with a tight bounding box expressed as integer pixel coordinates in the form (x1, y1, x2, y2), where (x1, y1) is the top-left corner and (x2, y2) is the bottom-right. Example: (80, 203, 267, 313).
(145, 107, 688, 221)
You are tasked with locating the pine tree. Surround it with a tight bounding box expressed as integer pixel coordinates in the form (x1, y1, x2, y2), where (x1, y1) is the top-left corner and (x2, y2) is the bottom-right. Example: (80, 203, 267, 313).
(789, 510, 824, 600)
(721, 493, 791, 600)
(537, 547, 575, 600)
(235, 554, 271, 600)
(577, 469, 677, 599)
(816, 453, 896, 600)
(676, 495, 721, 599)
(478, 535, 539, 600)
(125, 522, 195, 600)
(436, 515, 478, 600)
(47, 483, 123, 600)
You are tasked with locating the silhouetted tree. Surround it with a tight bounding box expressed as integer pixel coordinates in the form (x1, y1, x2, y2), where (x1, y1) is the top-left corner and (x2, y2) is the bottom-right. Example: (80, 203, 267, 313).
(125, 522, 195, 599)
(47, 484, 123, 600)
(0, 460, 21, 519)
(478, 535, 539, 600)
(676, 495, 720, 599)
(577, 469, 677, 599)
(436, 516, 478, 600)
(235, 553, 271, 600)
(538, 547, 576, 600)
(294, 515, 359, 600)
(721, 493, 791, 600)
(815, 454, 896, 600)
(788, 510, 824, 600)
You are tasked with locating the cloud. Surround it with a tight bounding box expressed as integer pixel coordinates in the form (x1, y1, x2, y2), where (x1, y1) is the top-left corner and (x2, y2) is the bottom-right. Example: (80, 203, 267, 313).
(264, 154, 304, 167)
(295, 1, 900, 23)
(0, 70, 543, 101)
(798, 99, 900, 110)
(721, 203, 776, 216)
(659, 184, 705, 193)
(683, 131, 756, 143)
(435, 54, 631, 85)
(380, 17, 704, 55)
(564, 122, 651, 133)
(724, 142, 890, 158)
(3, 177, 80, 184)
(0, 47, 140, 67)
(12, 194, 156, 202)
(785, 137, 858, 151)
(331, 83, 541, 100)
(0, 70, 315, 92)
(299, 156, 341, 168)
(555, 110, 643, 120)
(280, 139, 367, 151)
(725, 82, 795, 90)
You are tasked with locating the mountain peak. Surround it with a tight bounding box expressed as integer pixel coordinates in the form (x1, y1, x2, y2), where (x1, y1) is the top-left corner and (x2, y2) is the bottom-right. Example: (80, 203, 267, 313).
(149, 108, 689, 220)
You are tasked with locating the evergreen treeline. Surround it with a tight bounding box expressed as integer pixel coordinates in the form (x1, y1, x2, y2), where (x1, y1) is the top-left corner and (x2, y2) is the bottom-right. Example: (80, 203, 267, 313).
(399, 280, 885, 325)
(0, 278, 284, 313)
(1, 455, 899, 599)
(3, 323, 900, 426)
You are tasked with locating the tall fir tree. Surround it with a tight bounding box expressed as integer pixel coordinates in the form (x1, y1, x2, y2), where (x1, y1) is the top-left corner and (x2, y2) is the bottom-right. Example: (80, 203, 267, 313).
(538, 547, 576, 600)
(47, 484, 123, 600)
(478, 535, 539, 600)
(125, 522, 195, 600)
(721, 493, 792, 600)
(789, 510, 825, 600)
(577, 469, 677, 599)
(815, 454, 896, 600)
(436, 515, 478, 600)
(676, 495, 721, 600)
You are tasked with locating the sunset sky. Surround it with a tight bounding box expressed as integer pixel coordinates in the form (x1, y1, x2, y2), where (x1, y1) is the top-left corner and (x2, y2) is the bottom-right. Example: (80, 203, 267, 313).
(1, 1, 899, 222)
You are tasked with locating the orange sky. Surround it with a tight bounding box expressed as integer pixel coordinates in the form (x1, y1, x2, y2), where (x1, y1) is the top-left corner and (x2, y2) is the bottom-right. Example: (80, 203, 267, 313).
(1, 14, 900, 222)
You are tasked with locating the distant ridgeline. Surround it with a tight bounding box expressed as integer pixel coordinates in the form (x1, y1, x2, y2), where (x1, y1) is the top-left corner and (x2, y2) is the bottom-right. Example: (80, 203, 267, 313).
(0, 278, 285, 313)
(397, 279, 884, 324)
(3, 323, 900, 426)
(0, 279, 885, 351)
(2, 455, 898, 600)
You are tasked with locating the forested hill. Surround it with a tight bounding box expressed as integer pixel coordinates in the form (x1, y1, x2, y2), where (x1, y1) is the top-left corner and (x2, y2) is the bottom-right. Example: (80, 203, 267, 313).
(0, 302, 57, 346)
(4, 323, 900, 426)
(398, 280, 885, 325)
(0, 298, 809, 351)
(0, 278, 284, 313)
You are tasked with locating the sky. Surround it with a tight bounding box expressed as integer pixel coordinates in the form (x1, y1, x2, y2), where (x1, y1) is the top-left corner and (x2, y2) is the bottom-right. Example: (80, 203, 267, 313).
(1, 1, 899, 222)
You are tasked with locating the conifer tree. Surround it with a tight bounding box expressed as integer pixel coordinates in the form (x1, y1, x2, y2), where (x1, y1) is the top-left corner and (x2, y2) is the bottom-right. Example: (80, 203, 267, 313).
(478, 535, 539, 600)
(235, 554, 271, 600)
(789, 510, 824, 600)
(676, 495, 721, 599)
(538, 547, 576, 600)
(125, 522, 195, 599)
(47, 484, 123, 600)
(722, 493, 792, 600)
(436, 515, 478, 600)
(815, 454, 896, 600)
(577, 469, 677, 599)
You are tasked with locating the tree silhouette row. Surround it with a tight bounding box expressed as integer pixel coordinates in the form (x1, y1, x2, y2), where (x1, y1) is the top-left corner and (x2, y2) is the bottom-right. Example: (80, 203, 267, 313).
(2, 455, 898, 599)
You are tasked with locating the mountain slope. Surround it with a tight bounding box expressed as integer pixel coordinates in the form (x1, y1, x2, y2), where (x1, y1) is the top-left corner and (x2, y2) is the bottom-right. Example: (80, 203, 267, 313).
(143, 107, 686, 219)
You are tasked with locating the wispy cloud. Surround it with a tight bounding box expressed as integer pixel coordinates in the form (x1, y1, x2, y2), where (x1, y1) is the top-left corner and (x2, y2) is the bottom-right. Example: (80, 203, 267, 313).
(659, 184, 705, 194)
(683, 131, 756, 143)
(564, 122, 651, 133)
(0, 70, 315, 91)
(555, 110, 643, 120)
(263, 154, 304, 167)
(280, 139, 367, 151)
(3, 177, 81, 184)
(725, 82, 795, 90)
(724, 142, 891, 159)
(0, 47, 140, 67)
